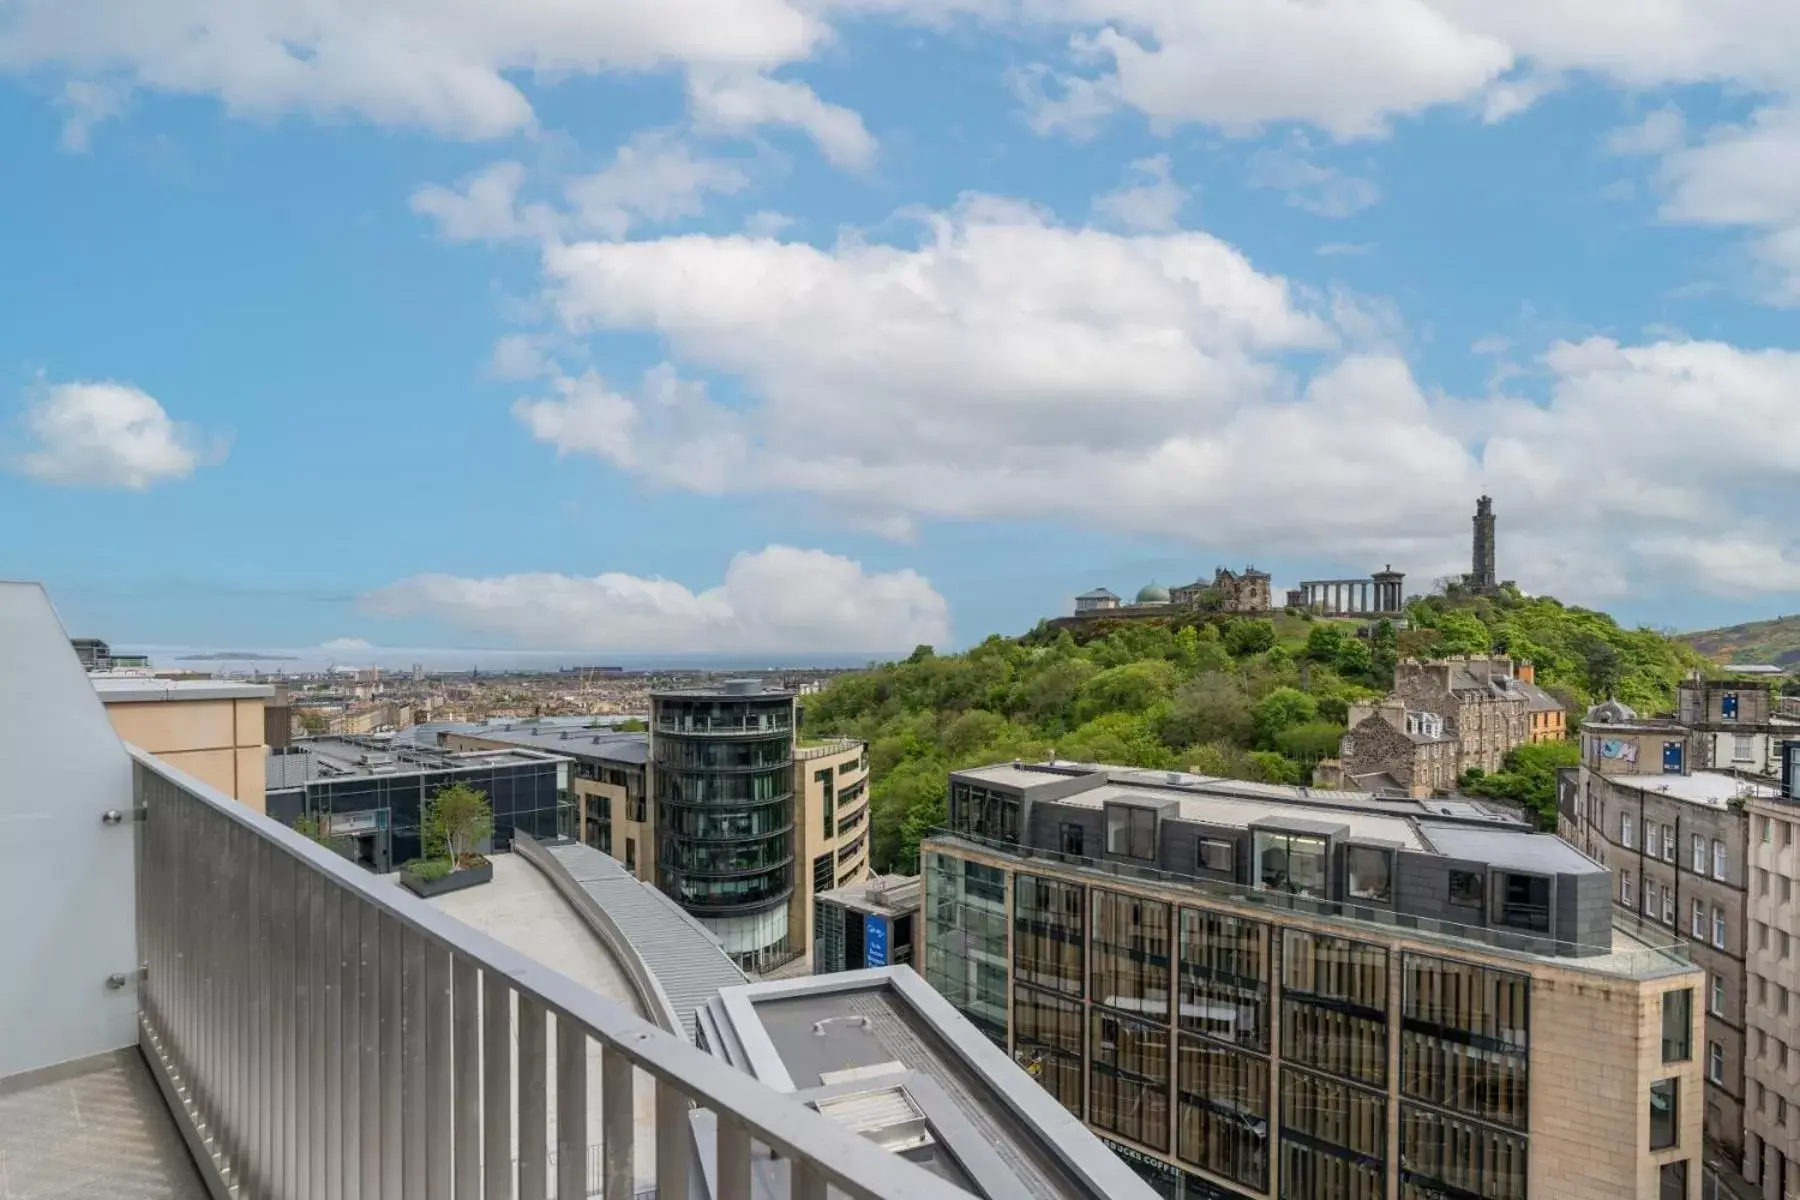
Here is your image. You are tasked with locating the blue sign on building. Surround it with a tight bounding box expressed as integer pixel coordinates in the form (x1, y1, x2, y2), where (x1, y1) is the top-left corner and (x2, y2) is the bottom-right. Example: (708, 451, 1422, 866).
(865, 915, 889, 967)
(1784, 740, 1799, 801)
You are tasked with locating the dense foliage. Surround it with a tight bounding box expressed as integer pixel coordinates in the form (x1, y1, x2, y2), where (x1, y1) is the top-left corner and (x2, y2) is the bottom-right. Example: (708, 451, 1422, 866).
(806, 590, 1710, 873)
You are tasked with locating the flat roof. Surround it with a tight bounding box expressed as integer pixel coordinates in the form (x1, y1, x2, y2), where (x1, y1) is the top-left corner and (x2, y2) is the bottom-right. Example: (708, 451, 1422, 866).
(1074, 780, 1431, 850)
(695, 970, 1154, 1200)
(92, 676, 275, 703)
(1417, 821, 1602, 875)
(269, 735, 564, 788)
(457, 725, 650, 765)
(817, 874, 921, 917)
(653, 682, 795, 699)
(1604, 770, 1780, 807)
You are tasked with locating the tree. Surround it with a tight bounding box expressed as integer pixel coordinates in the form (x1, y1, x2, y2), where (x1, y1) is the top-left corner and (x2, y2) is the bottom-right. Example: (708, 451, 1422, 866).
(1304, 622, 1347, 663)
(1273, 721, 1347, 764)
(423, 783, 494, 868)
(1224, 618, 1277, 656)
(1161, 673, 1255, 748)
(895, 789, 947, 873)
(1431, 611, 1493, 657)
(1461, 740, 1580, 828)
(1333, 637, 1373, 677)
(1251, 687, 1318, 748)
(1073, 660, 1179, 724)
(296, 709, 329, 736)
(906, 644, 936, 664)
(613, 717, 648, 732)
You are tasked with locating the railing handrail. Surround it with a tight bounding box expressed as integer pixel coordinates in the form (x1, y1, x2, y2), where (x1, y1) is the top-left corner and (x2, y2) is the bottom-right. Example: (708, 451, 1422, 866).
(926, 827, 1695, 980)
(132, 746, 972, 1200)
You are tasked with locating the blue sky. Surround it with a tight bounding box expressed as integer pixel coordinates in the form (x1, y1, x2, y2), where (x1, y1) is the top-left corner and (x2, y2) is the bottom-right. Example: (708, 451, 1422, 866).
(3, 1, 1799, 657)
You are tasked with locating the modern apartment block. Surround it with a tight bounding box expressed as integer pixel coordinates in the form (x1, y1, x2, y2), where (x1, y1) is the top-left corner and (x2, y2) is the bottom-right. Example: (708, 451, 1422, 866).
(923, 760, 1705, 1200)
(1559, 699, 1780, 1170)
(1745, 761, 1800, 1199)
(653, 681, 869, 972)
(446, 699, 870, 974)
(263, 734, 570, 871)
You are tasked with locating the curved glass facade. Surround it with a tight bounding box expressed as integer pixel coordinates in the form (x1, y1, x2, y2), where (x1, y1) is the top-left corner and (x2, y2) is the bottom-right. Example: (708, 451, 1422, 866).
(652, 688, 797, 969)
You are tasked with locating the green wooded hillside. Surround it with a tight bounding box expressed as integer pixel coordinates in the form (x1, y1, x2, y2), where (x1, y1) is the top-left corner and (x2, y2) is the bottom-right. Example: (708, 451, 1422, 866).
(804, 591, 1709, 872)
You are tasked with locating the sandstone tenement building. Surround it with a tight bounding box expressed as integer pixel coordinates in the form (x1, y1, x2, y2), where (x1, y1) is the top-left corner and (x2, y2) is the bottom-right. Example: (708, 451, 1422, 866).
(1170, 565, 1272, 614)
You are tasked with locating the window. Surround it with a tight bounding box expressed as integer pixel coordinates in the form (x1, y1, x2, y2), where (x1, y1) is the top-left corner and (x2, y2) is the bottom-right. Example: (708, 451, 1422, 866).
(1401, 955, 1530, 1131)
(1253, 830, 1327, 897)
(1448, 870, 1484, 914)
(1013, 985, 1084, 1115)
(1713, 907, 1728, 950)
(1091, 1010, 1171, 1151)
(1783, 877, 1793, 905)
(1662, 989, 1693, 1063)
(1735, 734, 1757, 762)
(1786, 820, 1795, 848)
(1623, 813, 1635, 848)
(1710, 975, 1725, 1017)
(1281, 1069, 1387, 1199)
(1759, 920, 1770, 950)
(624, 836, 637, 873)
(1648, 823, 1662, 858)
(1090, 889, 1171, 1020)
(1659, 1160, 1688, 1200)
(1784, 931, 1793, 960)
(1693, 834, 1706, 874)
(1346, 846, 1393, 903)
(1105, 805, 1158, 861)
(1178, 909, 1269, 1051)
(1399, 1105, 1526, 1200)
(1767, 817, 1778, 844)
(1621, 871, 1635, 906)
(1646, 879, 1659, 916)
(1059, 822, 1085, 857)
(1708, 1041, 1724, 1084)
(1282, 933, 1388, 1087)
(1177, 1039, 1269, 1191)
(1663, 825, 1676, 863)
(1713, 839, 1728, 881)
(1649, 1078, 1679, 1150)
(1663, 888, 1676, 925)
(1196, 837, 1234, 874)
(1691, 899, 1706, 939)
(1760, 868, 1771, 895)
(812, 853, 833, 893)
(816, 767, 835, 838)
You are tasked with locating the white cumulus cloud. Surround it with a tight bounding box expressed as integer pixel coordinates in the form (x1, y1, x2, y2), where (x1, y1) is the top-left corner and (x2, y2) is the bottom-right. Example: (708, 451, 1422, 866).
(362, 545, 951, 652)
(687, 72, 877, 170)
(1093, 154, 1190, 232)
(14, 381, 215, 490)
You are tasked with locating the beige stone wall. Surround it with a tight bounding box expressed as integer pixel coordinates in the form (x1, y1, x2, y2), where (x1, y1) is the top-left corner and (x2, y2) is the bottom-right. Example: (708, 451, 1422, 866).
(1529, 968, 1704, 1199)
(794, 741, 869, 953)
(105, 696, 267, 812)
(1745, 798, 1800, 1193)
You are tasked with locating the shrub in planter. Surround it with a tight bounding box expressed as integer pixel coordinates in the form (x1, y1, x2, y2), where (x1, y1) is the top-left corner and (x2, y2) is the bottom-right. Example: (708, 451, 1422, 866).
(403, 857, 454, 882)
(424, 783, 494, 870)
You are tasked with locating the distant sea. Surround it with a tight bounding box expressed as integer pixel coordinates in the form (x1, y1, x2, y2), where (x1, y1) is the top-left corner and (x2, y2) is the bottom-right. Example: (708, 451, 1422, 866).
(124, 644, 897, 676)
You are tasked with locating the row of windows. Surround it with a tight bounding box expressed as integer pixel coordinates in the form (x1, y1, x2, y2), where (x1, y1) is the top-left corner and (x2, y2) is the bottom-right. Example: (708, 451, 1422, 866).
(1757, 814, 1797, 847)
(1754, 868, 1794, 903)
(1617, 817, 1732, 882)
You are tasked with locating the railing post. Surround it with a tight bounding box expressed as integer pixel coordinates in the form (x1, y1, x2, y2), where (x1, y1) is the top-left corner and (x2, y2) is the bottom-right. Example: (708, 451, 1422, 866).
(426, 943, 453, 1200)
(520, 997, 549, 1200)
(601, 1048, 635, 1200)
(453, 957, 481, 1200)
(483, 973, 515, 1200)
(381, 913, 405, 1197)
(556, 1018, 588, 1199)
(791, 1158, 827, 1200)
(716, 1113, 752, 1200)
(404, 929, 429, 1200)
(656, 1081, 690, 1200)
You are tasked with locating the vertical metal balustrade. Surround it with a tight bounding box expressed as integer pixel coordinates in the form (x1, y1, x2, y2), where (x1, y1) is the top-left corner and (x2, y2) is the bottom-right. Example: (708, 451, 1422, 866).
(131, 748, 972, 1200)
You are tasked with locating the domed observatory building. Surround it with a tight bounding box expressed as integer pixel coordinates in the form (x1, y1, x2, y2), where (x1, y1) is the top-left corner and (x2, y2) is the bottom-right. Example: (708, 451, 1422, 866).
(1135, 582, 1171, 606)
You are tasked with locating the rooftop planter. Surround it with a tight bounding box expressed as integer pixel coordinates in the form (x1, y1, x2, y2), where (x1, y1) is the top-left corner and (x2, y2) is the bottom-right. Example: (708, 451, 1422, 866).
(400, 782, 496, 898)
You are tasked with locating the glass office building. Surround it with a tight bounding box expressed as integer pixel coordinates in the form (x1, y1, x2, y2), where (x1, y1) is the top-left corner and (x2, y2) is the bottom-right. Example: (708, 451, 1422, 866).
(922, 760, 1707, 1200)
(652, 680, 798, 970)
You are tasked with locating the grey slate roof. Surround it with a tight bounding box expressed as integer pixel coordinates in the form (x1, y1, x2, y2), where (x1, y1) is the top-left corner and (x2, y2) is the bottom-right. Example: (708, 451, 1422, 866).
(542, 841, 745, 1042)
(1514, 680, 1566, 713)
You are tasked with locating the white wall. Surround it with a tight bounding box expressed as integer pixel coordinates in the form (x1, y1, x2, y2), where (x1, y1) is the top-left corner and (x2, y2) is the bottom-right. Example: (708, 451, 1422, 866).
(0, 584, 139, 1079)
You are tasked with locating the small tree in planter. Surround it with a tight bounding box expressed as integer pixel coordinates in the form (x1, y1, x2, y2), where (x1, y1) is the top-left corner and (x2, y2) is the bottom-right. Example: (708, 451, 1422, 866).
(423, 783, 494, 870)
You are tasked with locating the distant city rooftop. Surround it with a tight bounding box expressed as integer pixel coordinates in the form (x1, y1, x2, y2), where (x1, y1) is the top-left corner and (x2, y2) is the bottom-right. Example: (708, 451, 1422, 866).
(694, 969, 1153, 1200)
(454, 723, 651, 765)
(1603, 770, 1782, 807)
(654, 678, 795, 700)
(817, 873, 921, 918)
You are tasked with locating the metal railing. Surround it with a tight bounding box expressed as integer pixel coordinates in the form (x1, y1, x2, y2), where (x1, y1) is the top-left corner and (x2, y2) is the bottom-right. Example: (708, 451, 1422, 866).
(926, 829, 1696, 980)
(133, 746, 972, 1200)
(793, 739, 861, 761)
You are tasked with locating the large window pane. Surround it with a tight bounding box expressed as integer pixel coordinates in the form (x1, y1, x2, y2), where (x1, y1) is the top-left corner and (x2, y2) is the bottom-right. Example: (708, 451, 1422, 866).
(1399, 1105, 1527, 1200)
(1282, 932, 1389, 1087)
(1649, 1078, 1679, 1150)
(1280, 1067, 1385, 1200)
(1015, 875, 1085, 996)
(1091, 1010, 1171, 1152)
(1400, 953, 1531, 1129)
(1177, 1037, 1269, 1191)
(1662, 988, 1693, 1063)
(1256, 831, 1328, 897)
(1092, 889, 1172, 1022)
(1178, 908, 1269, 1052)
(1016, 984, 1084, 1116)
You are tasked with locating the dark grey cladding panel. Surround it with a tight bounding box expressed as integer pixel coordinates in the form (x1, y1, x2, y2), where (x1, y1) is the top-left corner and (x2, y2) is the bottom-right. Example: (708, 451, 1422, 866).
(1393, 852, 1491, 929)
(1560, 869, 1614, 953)
(1025, 800, 1105, 857)
(1156, 818, 1247, 882)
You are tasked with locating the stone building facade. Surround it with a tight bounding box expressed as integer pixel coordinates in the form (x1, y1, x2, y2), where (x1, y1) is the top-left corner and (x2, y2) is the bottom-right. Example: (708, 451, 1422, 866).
(1560, 703, 1776, 1173)
(1170, 565, 1272, 613)
(1678, 678, 1800, 782)
(1390, 655, 1538, 775)
(1335, 699, 1460, 797)
(1744, 793, 1800, 1199)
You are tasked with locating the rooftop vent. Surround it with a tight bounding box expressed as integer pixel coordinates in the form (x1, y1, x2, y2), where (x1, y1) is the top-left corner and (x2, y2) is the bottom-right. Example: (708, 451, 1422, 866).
(812, 1085, 934, 1155)
(723, 678, 761, 696)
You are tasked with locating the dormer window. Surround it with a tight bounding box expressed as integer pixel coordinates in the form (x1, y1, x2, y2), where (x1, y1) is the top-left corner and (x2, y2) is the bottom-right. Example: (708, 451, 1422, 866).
(1405, 711, 1444, 739)
(1105, 804, 1158, 861)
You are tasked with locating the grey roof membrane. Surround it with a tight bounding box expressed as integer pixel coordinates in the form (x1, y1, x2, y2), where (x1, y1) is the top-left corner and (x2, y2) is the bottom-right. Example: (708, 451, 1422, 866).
(1417, 822, 1604, 875)
(462, 725, 650, 764)
(542, 841, 744, 1042)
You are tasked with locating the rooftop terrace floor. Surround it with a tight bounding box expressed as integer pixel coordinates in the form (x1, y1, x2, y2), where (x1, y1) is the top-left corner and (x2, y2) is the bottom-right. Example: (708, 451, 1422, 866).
(0, 1050, 205, 1200)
